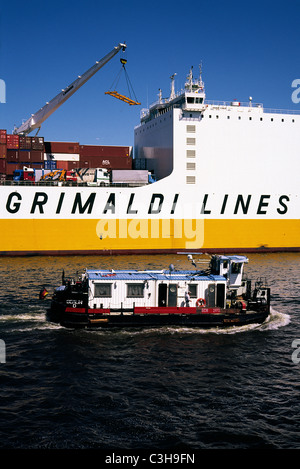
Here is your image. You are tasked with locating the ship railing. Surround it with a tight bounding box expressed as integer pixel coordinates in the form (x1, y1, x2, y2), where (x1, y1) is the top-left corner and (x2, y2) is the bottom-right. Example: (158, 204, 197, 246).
(262, 107, 300, 115)
(206, 100, 300, 115)
(206, 99, 263, 108)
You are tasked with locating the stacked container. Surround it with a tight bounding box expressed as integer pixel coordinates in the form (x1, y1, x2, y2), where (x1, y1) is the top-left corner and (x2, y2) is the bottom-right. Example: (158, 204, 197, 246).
(0, 130, 7, 165)
(79, 145, 132, 169)
(44, 141, 80, 171)
(0, 132, 134, 177)
(6, 134, 20, 149)
(0, 130, 6, 176)
(4, 134, 45, 175)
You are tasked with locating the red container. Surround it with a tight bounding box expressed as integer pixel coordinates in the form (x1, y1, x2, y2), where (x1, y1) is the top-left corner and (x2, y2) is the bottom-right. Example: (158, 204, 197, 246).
(19, 136, 32, 149)
(0, 143, 7, 158)
(44, 141, 80, 154)
(0, 158, 6, 173)
(18, 150, 31, 162)
(30, 150, 44, 162)
(67, 160, 78, 169)
(79, 155, 132, 170)
(7, 150, 19, 162)
(5, 162, 21, 175)
(31, 137, 44, 150)
(55, 161, 69, 170)
(79, 145, 131, 158)
(28, 162, 44, 169)
(7, 134, 20, 149)
(0, 129, 6, 144)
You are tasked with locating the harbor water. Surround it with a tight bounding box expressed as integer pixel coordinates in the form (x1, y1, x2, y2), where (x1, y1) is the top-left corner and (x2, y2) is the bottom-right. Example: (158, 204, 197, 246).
(0, 253, 299, 451)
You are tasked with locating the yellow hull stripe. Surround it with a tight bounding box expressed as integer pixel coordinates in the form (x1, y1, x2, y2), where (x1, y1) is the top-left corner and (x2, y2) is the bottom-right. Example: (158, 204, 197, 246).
(0, 218, 299, 252)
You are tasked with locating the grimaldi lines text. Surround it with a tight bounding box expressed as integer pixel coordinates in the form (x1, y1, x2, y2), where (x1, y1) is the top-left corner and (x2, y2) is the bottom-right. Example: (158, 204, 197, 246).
(2, 189, 291, 216)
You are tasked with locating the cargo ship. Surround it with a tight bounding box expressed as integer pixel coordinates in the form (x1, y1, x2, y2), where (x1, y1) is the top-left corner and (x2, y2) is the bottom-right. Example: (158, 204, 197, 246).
(48, 254, 271, 329)
(0, 43, 299, 256)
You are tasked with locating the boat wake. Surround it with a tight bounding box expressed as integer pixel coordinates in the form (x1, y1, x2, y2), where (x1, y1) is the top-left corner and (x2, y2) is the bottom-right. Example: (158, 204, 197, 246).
(1, 307, 289, 335)
(82, 307, 290, 337)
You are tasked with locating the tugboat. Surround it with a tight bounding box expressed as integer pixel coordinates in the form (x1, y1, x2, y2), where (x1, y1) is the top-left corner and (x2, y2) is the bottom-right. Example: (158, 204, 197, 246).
(48, 255, 271, 329)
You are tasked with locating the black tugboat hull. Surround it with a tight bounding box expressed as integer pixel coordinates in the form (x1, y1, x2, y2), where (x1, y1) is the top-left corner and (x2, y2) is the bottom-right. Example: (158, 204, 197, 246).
(48, 306, 269, 330)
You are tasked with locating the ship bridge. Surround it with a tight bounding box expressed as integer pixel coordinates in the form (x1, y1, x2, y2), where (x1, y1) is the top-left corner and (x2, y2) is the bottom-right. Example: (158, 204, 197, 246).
(140, 65, 206, 123)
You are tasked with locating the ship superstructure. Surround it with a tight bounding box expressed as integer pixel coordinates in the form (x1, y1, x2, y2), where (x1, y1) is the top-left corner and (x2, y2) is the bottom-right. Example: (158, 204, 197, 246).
(0, 45, 299, 255)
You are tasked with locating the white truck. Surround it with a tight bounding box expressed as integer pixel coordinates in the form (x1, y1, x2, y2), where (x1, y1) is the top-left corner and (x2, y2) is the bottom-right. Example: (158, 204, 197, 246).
(75, 168, 156, 186)
(76, 168, 110, 186)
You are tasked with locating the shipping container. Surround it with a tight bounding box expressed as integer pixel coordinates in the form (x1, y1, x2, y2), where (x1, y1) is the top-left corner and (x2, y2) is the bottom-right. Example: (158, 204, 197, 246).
(0, 129, 7, 144)
(29, 162, 44, 168)
(18, 150, 31, 162)
(0, 158, 6, 174)
(30, 150, 44, 162)
(44, 160, 57, 170)
(55, 161, 70, 170)
(31, 136, 44, 150)
(44, 141, 80, 154)
(7, 150, 19, 162)
(6, 162, 21, 175)
(0, 143, 7, 158)
(19, 136, 32, 149)
(79, 145, 132, 158)
(6, 134, 19, 149)
(66, 160, 78, 169)
(79, 156, 132, 170)
(44, 152, 80, 162)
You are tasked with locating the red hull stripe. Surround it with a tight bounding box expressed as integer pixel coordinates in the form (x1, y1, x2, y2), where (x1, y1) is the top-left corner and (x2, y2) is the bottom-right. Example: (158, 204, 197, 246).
(65, 307, 224, 315)
(65, 307, 86, 313)
(134, 307, 198, 314)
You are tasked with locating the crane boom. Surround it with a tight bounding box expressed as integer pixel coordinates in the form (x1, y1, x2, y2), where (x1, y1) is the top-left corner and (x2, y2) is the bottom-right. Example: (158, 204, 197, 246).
(13, 42, 127, 136)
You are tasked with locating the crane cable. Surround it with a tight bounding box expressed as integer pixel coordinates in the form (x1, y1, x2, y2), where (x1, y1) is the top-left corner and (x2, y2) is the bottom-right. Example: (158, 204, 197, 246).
(105, 59, 140, 105)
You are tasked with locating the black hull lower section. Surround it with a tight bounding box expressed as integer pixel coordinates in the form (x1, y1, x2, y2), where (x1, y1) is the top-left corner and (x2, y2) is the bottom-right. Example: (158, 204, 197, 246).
(48, 309, 269, 330)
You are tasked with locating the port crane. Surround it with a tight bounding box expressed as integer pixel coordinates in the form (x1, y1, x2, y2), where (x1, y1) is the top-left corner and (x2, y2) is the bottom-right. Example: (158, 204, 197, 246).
(13, 43, 127, 136)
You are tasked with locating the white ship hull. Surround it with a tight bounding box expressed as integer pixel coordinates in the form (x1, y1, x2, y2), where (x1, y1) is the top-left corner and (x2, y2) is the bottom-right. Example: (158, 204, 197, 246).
(1, 68, 299, 255)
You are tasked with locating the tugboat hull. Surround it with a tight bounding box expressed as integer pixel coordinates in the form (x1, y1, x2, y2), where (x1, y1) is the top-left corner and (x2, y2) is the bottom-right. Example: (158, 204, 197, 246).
(48, 306, 269, 329)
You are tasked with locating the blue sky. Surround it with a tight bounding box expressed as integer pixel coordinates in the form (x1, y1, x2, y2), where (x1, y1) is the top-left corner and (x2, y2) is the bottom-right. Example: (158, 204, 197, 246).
(0, 0, 300, 147)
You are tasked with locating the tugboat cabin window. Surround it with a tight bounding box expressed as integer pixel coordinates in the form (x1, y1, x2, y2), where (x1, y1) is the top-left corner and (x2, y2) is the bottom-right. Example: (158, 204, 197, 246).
(94, 283, 112, 297)
(127, 283, 144, 298)
(188, 284, 197, 298)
